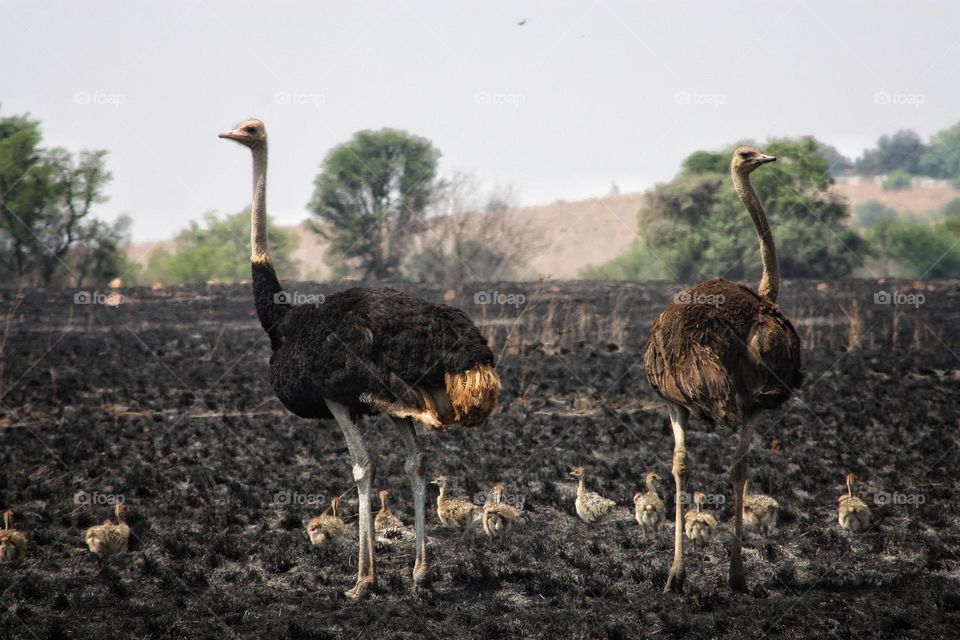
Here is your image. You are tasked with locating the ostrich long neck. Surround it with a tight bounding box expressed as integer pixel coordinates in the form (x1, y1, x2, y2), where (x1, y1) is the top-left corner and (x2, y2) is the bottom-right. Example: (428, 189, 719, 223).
(733, 170, 780, 302)
(248, 141, 287, 349)
(251, 143, 271, 264)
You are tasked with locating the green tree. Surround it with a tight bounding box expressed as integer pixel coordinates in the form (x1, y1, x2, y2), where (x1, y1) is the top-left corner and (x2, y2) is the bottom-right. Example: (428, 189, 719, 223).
(868, 218, 960, 278)
(854, 200, 898, 229)
(854, 130, 926, 175)
(146, 210, 298, 285)
(919, 121, 960, 179)
(881, 169, 912, 191)
(0, 111, 124, 286)
(308, 128, 440, 280)
(589, 136, 864, 281)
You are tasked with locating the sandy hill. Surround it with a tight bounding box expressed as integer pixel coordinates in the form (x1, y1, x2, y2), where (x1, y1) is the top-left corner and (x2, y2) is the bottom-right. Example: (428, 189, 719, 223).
(126, 180, 958, 282)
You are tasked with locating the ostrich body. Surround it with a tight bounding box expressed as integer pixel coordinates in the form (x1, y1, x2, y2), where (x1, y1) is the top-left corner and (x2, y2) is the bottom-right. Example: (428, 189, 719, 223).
(838, 473, 871, 532)
(84, 503, 130, 559)
(307, 496, 345, 546)
(633, 471, 665, 539)
(481, 482, 519, 539)
(570, 466, 616, 524)
(220, 119, 500, 598)
(432, 475, 479, 529)
(0, 511, 27, 563)
(743, 479, 779, 535)
(684, 492, 717, 548)
(644, 146, 802, 593)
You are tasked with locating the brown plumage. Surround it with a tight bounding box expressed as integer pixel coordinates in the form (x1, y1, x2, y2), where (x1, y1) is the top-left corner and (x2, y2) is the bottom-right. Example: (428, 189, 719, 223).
(644, 146, 802, 594)
(0, 510, 28, 563)
(634, 471, 665, 539)
(570, 466, 616, 524)
(481, 482, 519, 540)
(307, 496, 346, 545)
(84, 503, 130, 559)
(743, 479, 779, 535)
(838, 473, 871, 532)
(684, 492, 717, 548)
(432, 475, 479, 529)
(374, 490, 408, 540)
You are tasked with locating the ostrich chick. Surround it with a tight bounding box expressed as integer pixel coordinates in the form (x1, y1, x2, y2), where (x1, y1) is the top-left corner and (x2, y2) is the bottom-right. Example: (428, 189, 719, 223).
(375, 490, 408, 540)
(307, 496, 346, 545)
(838, 473, 871, 532)
(743, 479, 779, 535)
(570, 467, 616, 524)
(432, 475, 479, 529)
(482, 482, 519, 540)
(0, 511, 28, 563)
(634, 471, 665, 539)
(684, 492, 717, 548)
(84, 503, 130, 559)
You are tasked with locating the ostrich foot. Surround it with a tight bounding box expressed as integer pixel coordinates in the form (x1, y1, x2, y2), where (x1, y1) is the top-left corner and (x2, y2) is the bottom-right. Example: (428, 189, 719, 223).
(412, 564, 432, 592)
(663, 566, 685, 594)
(345, 576, 375, 600)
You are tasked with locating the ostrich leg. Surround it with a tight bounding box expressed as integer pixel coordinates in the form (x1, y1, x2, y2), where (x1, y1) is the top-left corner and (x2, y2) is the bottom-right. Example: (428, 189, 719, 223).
(729, 418, 755, 593)
(326, 400, 377, 599)
(664, 403, 690, 593)
(395, 417, 429, 589)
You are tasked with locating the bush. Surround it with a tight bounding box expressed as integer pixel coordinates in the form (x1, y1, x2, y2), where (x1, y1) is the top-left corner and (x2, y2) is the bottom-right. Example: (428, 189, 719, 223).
(881, 170, 912, 191)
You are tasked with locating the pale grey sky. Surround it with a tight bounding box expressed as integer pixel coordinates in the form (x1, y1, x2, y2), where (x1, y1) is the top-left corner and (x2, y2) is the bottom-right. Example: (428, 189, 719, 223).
(2, 0, 958, 240)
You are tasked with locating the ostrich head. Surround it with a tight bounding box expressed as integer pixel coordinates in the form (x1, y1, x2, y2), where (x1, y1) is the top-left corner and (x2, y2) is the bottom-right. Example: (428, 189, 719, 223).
(843, 473, 858, 498)
(430, 475, 448, 488)
(115, 502, 129, 522)
(693, 491, 706, 508)
(219, 118, 266, 148)
(569, 466, 585, 479)
(731, 146, 776, 176)
(2, 510, 12, 529)
(646, 471, 660, 482)
(379, 490, 390, 506)
(330, 496, 341, 516)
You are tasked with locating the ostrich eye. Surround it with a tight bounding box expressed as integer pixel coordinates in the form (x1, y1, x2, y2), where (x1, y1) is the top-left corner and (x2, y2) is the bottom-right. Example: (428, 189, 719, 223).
(739, 151, 750, 159)
(245, 126, 257, 134)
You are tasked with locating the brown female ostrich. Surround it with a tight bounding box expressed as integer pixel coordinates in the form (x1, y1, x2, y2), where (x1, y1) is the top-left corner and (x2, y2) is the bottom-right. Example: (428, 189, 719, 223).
(644, 146, 802, 593)
(220, 119, 500, 599)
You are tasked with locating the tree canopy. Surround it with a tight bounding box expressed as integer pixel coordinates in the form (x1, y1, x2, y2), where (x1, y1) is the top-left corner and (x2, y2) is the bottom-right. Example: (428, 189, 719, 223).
(308, 128, 440, 280)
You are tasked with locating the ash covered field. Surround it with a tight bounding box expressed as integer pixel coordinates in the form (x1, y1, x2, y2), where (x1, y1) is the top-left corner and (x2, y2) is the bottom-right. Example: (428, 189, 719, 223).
(1, 280, 959, 639)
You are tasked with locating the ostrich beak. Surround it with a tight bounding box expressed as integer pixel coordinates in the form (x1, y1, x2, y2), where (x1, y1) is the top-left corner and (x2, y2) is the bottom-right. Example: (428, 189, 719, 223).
(218, 129, 246, 142)
(757, 154, 776, 164)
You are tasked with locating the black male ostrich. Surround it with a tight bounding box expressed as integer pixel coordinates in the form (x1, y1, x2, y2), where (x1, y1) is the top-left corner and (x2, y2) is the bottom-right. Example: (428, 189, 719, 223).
(644, 146, 802, 594)
(219, 119, 500, 599)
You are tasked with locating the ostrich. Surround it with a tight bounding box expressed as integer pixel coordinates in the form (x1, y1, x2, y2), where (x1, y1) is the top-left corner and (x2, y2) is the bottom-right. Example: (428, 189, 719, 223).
(644, 146, 802, 593)
(84, 503, 130, 559)
(633, 471, 665, 540)
(374, 490, 408, 540)
(481, 482, 519, 540)
(432, 475, 480, 529)
(684, 492, 717, 548)
(569, 466, 616, 524)
(307, 496, 345, 546)
(838, 473, 871, 532)
(219, 119, 500, 599)
(742, 479, 779, 536)
(0, 511, 27, 563)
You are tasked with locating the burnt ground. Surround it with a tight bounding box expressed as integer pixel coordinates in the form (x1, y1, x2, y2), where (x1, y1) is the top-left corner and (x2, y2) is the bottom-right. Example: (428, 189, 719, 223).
(0, 279, 959, 639)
